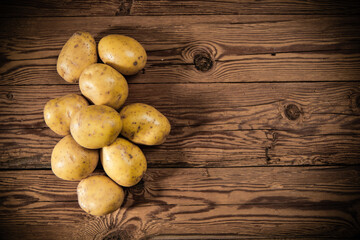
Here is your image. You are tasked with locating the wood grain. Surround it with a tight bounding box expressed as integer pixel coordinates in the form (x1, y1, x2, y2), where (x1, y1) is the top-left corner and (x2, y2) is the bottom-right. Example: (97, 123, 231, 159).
(0, 0, 359, 17)
(1, 82, 359, 168)
(0, 167, 360, 239)
(1, 16, 360, 85)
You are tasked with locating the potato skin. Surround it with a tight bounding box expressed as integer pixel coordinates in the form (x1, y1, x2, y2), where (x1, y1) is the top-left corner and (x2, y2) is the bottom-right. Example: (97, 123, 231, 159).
(98, 35, 147, 75)
(70, 105, 122, 149)
(77, 175, 124, 216)
(79, 63, 128, 110)
(101, 138, 147, 187)
(44, 94, 88, 136)
(120, 103, 171, 145)
(51, 135, 98, 181)
(57, 31, 97, 83)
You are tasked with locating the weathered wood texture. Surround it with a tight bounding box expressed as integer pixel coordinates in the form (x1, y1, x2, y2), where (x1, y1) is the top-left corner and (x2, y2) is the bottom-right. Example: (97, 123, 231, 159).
(1, 167, 360, 239)
(1, 2, 360, 238)
(0, 0, 359, 17)
(1, 82, 359, 168)
(1, 16, 360, 85)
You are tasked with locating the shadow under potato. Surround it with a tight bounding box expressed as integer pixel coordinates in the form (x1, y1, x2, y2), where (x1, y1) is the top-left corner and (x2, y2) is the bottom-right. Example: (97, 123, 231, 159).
(91, 25, 216, 214)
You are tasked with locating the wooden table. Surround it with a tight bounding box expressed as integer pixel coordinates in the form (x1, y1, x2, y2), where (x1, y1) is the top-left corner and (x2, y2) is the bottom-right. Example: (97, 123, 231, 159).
(1, 1, 360, 239)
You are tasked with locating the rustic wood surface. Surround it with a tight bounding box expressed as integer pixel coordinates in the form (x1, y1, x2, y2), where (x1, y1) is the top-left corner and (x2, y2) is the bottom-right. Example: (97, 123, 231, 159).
(0, 0, 360, 239)
(1, 82, 359, 168)
(1, 167, 360, 239)
(1, 16, 360, 85)
(0, 0, 359, 17)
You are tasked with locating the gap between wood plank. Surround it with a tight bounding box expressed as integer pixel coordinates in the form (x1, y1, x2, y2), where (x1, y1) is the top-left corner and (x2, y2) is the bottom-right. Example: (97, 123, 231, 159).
(2, 164, 360, 171)
(1, 80, 360, 87)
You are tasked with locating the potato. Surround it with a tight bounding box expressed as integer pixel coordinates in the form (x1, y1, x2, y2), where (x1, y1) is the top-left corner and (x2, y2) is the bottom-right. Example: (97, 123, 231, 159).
(57, 31, 97, 83)
(98, 35, 147, 75)
(120, 103, 171, 145)
(79, 63, 128, 110)
(51, 135, 98, 181)
(44, 94, 88, 136)
(70, 105, 122, 149)
(77, 175, 124, 216)
(101, 138, 147, 187)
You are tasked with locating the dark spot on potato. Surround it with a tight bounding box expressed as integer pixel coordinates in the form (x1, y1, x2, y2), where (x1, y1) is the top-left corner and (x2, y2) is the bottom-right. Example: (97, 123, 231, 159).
(60, 121, 63, 125)
(130, 132, 135, 138)
(106, 91, 110, 94)
(83, 161, 86, 164)
(133, 61, 137, 66)
(150, 126, 153, 128)
(74, 44, 79, 48)
(88, 123, 91, 126)
(137, 126, 141, 132)
(129, 154, 133, 159)
(132, 122, 136, 124)
(121, 115, 126, 119)
(101, 72, 104, 75)
(88, 134, 91, 136)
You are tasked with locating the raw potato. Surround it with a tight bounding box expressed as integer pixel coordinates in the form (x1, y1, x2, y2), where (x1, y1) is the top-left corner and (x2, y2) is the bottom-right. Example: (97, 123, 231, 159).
(98, 35, 147, 75)
(120, 103, 171, 145)
(79, 63, 128, 110)
(77, 175, 124, 216)
(101, 138, 147, 187)
(51, 135, 98, 181)
(57, 31, 97, 83)
(70, 105, 122, 149)
(44, 94, 88, 136)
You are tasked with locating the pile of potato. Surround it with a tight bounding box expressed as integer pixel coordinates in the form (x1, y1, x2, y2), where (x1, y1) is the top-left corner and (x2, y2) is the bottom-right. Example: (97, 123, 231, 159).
(44, 32, 170, 216)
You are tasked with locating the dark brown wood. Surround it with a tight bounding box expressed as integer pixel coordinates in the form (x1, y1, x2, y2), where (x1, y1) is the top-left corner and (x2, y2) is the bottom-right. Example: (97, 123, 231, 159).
(0, 3, 360, 238)
(1, 82, 359, 168)
(1, 166, 360, 239)
(0, 0, 359, 17)
(1, 16, 360, 85)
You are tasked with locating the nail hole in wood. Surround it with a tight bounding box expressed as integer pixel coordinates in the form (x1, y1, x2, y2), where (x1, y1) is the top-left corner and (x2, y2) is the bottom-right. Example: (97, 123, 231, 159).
(194, 53, 213, 72)
(284, 104, 301, 120)
(271, 53, 276, 56)
(6, 92, 13, 100)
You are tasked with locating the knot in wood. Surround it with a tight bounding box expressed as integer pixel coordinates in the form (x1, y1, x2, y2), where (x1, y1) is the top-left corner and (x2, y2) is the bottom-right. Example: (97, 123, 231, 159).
(356, 95, 360, 108)
(284, 104, 301, 120)
(194, 52, 213, 72)
(6, 92, 13, 100)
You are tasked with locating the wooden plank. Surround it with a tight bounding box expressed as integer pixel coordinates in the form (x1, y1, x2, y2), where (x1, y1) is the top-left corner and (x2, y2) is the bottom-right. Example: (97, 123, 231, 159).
(0, 0, 359, 17)
(1, 15, 360, 85)
(131, 0, 360, 16)
(0, 82, 359, 168)
(0, 167, 359, 239)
